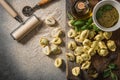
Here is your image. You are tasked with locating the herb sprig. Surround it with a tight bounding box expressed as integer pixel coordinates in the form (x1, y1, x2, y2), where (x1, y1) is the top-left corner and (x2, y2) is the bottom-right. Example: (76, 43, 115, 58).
(103, 63, 118, 80)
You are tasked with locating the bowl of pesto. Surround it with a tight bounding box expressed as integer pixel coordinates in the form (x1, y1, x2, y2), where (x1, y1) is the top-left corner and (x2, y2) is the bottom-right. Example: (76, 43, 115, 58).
(92, 0, 120, 32)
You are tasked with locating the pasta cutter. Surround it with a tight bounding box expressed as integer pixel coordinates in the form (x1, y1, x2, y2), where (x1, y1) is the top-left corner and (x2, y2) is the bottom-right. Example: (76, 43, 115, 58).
(22, 0, 52, 17)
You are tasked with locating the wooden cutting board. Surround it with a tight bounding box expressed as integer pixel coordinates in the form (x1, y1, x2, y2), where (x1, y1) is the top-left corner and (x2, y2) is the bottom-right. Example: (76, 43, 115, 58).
(66, 0, 120, 80)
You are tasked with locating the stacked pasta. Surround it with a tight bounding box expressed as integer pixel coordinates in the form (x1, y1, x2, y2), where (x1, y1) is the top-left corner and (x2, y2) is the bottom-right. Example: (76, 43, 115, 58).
(67, 24, 116, 77)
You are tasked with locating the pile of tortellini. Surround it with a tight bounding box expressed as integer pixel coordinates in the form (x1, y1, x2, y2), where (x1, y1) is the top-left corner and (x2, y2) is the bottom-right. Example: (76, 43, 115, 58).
(40, 16, 65, 68)
(67, 27, 116, 77)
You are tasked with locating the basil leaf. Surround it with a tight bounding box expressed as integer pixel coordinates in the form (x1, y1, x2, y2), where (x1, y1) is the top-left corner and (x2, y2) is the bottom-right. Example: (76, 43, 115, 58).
(111, 73, 118, 80)
(92, 24, 100, 31)
(103, 69, 111, 78)
(80, 25, 88, 30)
(87, 17, 93, 24)
(108, 63, 117, 70)
(73, 20, 85, 26)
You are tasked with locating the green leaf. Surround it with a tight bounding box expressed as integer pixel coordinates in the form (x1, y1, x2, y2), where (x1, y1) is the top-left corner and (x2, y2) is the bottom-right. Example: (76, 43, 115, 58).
(87, 17, 93, 24)
(80, 25, 88, 30)
(92, 24, 100, 31)
(67, 12, 74, 20)
(111, 72, 118, 80)
(103, 69, 111, 78)
(70, 20, 76, 26)
(73, 20, 85, 26)
(108, 63, 117, 70)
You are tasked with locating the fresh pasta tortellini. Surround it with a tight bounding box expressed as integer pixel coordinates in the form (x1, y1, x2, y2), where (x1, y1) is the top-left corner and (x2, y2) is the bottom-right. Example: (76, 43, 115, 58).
(40, 37, 49, 47)
(81, 61, 91, 70)
(68, 29, 77, 38)
(45, 16, 56, 26)
(81, 53, 91, 61)
(51, 27, 63, 37)
(98, 49, 108, 56)
(50, 44, 61, 54)
(72, 67, 80, 76)
(88, 48, 96, 56)
(51, 37, 62, 45)
(68, 20, 74, 28)
(83, 46, 90, 52)
(83, 39, 92, 46)
(54, 58, 63, 68)
(98, 41, 107, 49)
(68, 41, 77, 50)
(42, 46, 51, 55)
(76, 56, 83, 64)
(107, 40, 116, 51)
(80, 30, 90, 42)
(94, 33, 104, 41)
(74, 46, 84, 56)
(66, 53, 75, 61)
(74, 35, 81, 42)
(88, 30, 96, 39)
(103, 32, 112, 40)
(91, 41, 99, 50)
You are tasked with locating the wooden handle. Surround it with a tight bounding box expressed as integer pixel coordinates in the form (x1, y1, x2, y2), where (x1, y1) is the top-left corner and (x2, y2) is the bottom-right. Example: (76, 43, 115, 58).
(38, 0, 51, 6)
(0, 0, 17, 17)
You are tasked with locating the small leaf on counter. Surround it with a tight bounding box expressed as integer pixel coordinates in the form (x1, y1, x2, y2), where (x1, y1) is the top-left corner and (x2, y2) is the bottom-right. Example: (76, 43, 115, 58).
(103, 69, 110, 78)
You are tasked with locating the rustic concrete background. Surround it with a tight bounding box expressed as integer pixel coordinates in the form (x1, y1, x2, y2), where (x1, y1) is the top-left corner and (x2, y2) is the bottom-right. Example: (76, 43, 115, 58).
(0, 0, 66, 80)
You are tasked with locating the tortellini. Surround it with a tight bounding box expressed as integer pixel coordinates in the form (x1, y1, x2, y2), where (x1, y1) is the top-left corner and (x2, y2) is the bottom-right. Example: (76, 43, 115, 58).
(68, 20, 74, 28)
(45, 16, 56, 26)
(74, 46, 84, 56)
(68, 41, 77, 50)
(83, 46, 90, 52)
(81, 61, 91, 70)
(91, 41, 99, 50)
(68, 29, 77, 38)
(80, 30, 90, 42)
(98, 41, 107, 49)
(83, 39, 92, 46)
(42, 46, 51, 55)
(54, 58, 63, 68)
(103, 32, 112, 40)
(51, 37, 62, 45)
(72, 67, 80, 76)
(74, 35, 81, 42)
(94, 33, 104, 41)
(88, 48, 96, 56)
(98, 49, 108, 56)
(50, 44, 61, 54)
(81, 53, 91, 61)
(76, 56, 83, 64)
(107, 40, 116, 51)
(51, 27, 63, 37)
(66, 53, 75, 61)
(88, 30, 96, 39)
(40, 37, 49, 47)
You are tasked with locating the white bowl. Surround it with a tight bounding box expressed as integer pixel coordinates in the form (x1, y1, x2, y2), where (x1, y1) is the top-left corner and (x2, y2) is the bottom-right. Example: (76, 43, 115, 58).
(92, 0, 120, 32)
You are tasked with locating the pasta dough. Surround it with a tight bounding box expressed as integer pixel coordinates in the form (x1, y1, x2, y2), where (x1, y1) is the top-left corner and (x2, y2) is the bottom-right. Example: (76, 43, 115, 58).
(68, 29, 77, 38)
(81, 61, 91, 70)
(42, 46, 51, 55)
(72, 67, 80, 76)
(54, 58, 62, 68)
(76, 56, 83, 64)
(68, 41, 77, 50)
(40, 37, 49, 47)
(51, 37, 62, 45)
(66, 53, 75, 61)
(51, 28, 63, 37)
(107, 40, 116, 51)
(103, 32, 112, 40)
